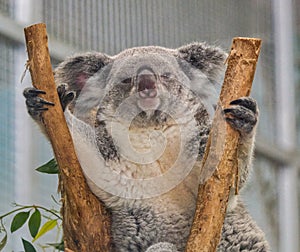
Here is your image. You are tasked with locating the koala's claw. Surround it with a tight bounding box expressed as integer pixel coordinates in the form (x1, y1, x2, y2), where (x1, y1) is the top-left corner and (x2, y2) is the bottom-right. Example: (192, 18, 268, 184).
(23, 87, 54, 118)
(224, 97, 258, 135)
(23, 88, 47, 97)
(229, 97, 258, 114)
(57, 83, 75, 111)
(25, 98, 54, 111)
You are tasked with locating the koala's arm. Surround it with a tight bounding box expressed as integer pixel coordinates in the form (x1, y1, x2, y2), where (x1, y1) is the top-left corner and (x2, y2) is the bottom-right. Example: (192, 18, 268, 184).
(223, 97, 258, 190)
(177, 43, 258, 191)
(218, 201, 270, 252)
(23, 52, 111, 133)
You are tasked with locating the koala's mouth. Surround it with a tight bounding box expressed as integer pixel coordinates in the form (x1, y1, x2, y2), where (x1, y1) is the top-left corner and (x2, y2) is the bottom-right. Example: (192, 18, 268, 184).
(137, 95, 161, 111)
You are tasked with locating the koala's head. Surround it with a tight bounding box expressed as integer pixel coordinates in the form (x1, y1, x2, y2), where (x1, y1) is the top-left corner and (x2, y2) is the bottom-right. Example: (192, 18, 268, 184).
(56, 43, 227, 198)
(55, 43, 227, 128)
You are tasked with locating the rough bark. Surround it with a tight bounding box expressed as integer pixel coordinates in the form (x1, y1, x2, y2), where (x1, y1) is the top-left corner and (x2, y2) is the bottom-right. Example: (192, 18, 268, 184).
(185, 37, 262, 252)
(24, 23, 111, 252)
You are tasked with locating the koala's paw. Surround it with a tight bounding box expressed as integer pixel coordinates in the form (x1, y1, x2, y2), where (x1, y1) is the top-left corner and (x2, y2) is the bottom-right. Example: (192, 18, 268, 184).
(23, 87, 54, 119)
(57, 83, 75, 111)
(23, 85, 75, 119)
(223, 97, 258, 135)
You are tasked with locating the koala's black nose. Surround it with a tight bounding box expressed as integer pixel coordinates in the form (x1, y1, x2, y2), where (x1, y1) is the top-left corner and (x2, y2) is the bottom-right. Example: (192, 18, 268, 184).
(137, 74, 157, 98)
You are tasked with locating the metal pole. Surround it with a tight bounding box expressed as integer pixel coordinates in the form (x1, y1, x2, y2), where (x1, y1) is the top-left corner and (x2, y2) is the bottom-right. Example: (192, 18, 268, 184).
(273, 0, 299, 251)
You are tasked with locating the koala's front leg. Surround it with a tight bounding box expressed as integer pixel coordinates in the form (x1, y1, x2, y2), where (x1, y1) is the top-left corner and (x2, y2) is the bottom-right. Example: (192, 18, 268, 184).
(223, 97, 258, 189)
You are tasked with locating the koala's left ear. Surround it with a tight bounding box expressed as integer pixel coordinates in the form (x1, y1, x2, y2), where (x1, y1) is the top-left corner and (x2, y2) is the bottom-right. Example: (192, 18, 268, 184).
(54, 52, 112, 97)
(177, 42, 227, 83)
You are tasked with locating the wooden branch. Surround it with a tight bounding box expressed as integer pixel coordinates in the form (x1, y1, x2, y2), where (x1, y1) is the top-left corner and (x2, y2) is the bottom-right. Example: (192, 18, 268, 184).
(24, 23, 111, 252)
(185, 37, 262, 252)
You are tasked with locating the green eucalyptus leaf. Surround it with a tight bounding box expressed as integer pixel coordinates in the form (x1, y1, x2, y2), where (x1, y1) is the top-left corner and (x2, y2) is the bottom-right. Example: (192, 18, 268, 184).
(36, 159, 59, 174)
(0, 229, 7, 251)
(0, 221, 7, 251)
(28, 209, 41, 238)
(22, 238, 37, 252)
(32, 219, 57, 242)
(0, 233, 7, 251)
(10, 211, 30, 233)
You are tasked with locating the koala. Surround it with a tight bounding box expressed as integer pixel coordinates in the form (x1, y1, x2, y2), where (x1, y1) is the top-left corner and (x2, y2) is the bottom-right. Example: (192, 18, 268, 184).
(24, 42, 270, 252)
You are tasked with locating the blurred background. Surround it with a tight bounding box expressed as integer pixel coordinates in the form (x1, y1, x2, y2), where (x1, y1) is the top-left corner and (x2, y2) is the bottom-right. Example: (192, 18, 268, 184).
(0, 0, 299, 251)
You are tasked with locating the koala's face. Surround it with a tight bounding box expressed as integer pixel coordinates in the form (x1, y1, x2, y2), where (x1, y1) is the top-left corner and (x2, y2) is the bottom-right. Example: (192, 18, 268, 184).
(73, 50, 219, 130)
(108, 53, 181, 111)
(100, 53, 196, 127)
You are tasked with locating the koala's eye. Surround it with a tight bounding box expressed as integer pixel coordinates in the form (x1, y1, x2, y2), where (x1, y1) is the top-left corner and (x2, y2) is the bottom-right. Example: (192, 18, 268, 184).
(121, 77, 132, 84)
(161, 72, 173, 80)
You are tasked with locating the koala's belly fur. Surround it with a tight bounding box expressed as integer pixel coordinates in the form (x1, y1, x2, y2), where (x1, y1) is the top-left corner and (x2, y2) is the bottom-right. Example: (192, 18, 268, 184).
(86, 163, 201, 252)
(79, 121, 202, 251)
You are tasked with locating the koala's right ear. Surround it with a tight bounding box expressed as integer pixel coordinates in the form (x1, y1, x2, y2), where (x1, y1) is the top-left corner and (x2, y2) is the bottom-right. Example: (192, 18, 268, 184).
(54, 52, 112, 96)
(176, 42, 227, 84)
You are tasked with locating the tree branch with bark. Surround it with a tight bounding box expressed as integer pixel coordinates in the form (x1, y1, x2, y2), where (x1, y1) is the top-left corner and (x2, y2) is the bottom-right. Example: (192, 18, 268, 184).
(24, 23, 111, 252)
(185, 37, 262, 252)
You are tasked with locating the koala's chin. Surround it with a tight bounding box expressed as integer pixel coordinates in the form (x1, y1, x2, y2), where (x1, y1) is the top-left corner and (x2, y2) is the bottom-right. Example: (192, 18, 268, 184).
(137, 96, 161, 112)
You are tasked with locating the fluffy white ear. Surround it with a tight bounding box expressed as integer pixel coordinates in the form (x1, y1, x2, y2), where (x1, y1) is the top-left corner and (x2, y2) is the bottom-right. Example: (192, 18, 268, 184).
(177, 42, 227, 84)
(54, 52, 112, 96)
(175, 43, 227, 116)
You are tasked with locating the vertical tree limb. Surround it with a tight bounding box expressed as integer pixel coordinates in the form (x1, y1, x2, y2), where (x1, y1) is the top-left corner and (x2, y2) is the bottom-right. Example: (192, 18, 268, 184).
(185, 37, 262, 252)
(24, 23, 111, 252)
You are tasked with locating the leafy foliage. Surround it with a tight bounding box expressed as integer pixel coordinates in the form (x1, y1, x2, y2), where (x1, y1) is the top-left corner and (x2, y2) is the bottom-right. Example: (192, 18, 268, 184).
(0, 158, 63, 251)
(10, 211, 30, 233)
(28, 209, 41, 238)
(0, 220, 7, 250)
(0, 233, 7, 251)
(22, 238, 37, 252)
(0, 204, 63, 251)
(36, 159, 59, 174)
(32, 219, 57, 243)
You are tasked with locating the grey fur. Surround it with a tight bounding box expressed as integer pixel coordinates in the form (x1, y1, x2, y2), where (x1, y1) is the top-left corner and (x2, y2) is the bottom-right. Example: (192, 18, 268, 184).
(24, 42, 270, 251)
(218, 201, 270, 252)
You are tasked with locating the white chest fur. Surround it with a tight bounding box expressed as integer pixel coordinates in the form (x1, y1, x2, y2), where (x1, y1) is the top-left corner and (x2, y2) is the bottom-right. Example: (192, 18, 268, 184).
(65, 109, 200, 200)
